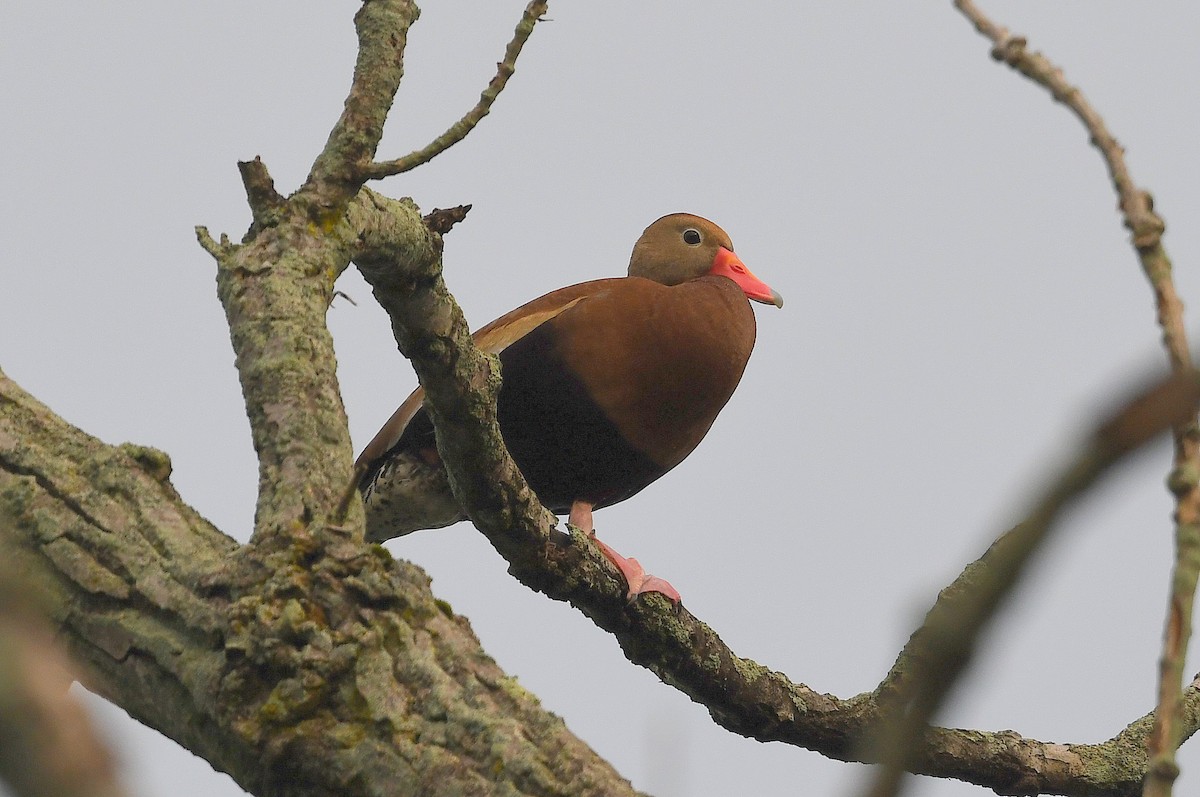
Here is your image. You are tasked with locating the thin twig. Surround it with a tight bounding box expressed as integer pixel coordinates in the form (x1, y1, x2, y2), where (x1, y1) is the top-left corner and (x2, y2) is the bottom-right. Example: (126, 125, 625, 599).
(365, 1, 549, 180)
(194, 226, 229, 258)
(914, 6, 1200, 797)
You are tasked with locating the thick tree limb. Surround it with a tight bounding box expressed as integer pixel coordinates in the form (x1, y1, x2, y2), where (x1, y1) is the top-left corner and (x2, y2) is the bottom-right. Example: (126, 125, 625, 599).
(0, 366, 642, 797)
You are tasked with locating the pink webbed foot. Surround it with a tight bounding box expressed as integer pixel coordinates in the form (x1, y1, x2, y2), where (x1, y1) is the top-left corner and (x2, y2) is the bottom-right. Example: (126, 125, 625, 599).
(569, 501, 681, 604)
(588, 535, 681, 604)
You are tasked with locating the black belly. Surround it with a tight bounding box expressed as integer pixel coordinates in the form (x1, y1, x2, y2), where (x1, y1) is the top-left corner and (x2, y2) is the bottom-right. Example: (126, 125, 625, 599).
(388, 322, 664, 514)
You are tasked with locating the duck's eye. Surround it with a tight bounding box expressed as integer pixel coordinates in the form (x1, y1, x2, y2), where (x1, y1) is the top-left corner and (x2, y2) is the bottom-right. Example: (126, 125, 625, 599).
(682, 228, 702, 246)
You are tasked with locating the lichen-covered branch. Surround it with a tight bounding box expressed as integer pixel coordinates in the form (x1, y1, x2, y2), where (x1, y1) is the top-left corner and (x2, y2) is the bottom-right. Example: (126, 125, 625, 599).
(351, 188, 1200, 795)
(198, 4, 429, 546)
(0, 366, 642, 797)
(198, 0, 550, 550)
(306, 0, 419, 198)
(199, 198, 362, 544)
(952, 5, 1200, 795)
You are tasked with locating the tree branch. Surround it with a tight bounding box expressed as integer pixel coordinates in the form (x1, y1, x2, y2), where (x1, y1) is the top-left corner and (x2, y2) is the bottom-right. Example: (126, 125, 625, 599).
(0, 4, 637, 793)
(202, 174, 363, 545)
(0, 366, 642, 797)
(365, 1, 549, 180)
(306, 0, 419, 199)
(951, 5, 1199, 795)
(352, 191, 1200, 796)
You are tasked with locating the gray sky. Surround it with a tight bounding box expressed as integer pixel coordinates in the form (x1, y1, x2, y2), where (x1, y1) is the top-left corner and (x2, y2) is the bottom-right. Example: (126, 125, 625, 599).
(3, 2, 1199, 795)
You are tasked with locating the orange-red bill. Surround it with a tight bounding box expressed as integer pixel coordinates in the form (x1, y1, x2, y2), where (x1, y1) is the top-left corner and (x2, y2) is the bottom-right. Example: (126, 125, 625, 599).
(709, 247, 784, 308)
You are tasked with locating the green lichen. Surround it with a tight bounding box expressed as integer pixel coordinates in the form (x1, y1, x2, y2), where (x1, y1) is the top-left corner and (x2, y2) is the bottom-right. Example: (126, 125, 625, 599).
(1168, 461, 1200, 496)
(118, 443, 173, 482)
(494, 675, 538, 707)
(42, 538, 130, 599)
(730, 655, 767, 685)
(259, 676, 325, 724)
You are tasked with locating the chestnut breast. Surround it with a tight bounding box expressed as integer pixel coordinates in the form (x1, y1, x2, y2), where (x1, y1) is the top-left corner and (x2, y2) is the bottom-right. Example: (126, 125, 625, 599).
(369, 274, 757, 515)
(546, 274, 756, 470)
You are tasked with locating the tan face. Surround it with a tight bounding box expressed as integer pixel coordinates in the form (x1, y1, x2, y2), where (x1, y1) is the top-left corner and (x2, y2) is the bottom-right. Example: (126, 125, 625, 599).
(627, 213, 735, 285)
(627, 213, 784, 307)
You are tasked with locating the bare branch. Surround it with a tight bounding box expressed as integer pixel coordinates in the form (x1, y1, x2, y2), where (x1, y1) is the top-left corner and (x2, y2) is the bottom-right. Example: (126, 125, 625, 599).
(953, 1, 1172, 307)
(201, 214, 363, 543)
(196, 9, 425, 546)
(365, 1, 549, 180)
(194, 225, 230, 258)
(423, 204, 473, 235)
(238, 157, 286, 230)
(197, 3, 543, 549)
(952, 5, 1200, 795)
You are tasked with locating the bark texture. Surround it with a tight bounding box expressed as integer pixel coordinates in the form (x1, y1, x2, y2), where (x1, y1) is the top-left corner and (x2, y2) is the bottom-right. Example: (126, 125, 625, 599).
(0, 369, 641, 797)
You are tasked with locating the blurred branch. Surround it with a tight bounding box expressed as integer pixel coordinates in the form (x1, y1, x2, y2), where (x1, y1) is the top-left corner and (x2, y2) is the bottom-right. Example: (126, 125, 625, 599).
(365, 1, 549, 180)
(0, 572, 128, 797)
(952, 4, 1199, 796)
(865, 373, 1200, 797)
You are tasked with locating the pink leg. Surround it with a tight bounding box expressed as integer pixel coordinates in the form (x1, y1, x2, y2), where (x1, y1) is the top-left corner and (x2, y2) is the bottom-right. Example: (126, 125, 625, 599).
(568, 500, 681, 604)
(568, 500, 594, 533)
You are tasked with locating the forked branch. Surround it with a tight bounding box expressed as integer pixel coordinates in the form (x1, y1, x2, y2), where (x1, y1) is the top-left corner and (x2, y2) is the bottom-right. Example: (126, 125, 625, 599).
(365, 1, 549, 180)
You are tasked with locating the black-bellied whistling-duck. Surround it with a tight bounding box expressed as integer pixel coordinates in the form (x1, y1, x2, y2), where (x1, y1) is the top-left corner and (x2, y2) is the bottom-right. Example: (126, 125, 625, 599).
(357, 213, 783, 602)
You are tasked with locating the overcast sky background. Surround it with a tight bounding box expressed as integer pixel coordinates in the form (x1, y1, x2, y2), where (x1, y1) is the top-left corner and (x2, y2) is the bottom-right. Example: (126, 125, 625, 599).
(3, 2, 1199, 796)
